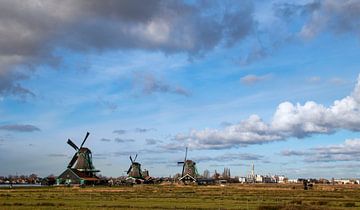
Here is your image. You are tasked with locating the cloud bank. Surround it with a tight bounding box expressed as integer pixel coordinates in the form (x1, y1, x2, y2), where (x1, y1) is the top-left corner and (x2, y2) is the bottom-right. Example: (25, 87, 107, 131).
(194, 153, 263, 163)
(0, 124, 40, 132)
(174, 74, 360, 149)
(281, 138, 360, 162)
(1, 0, 359, 99)
(0, 0, 255, 98)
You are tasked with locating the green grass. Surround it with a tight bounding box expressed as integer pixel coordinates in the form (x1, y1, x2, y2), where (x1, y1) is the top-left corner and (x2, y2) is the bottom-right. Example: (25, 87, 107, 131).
(0, 184, 359, 209)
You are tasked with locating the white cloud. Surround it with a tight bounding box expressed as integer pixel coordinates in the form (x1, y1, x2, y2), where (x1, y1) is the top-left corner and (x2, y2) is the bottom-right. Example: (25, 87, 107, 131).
(281, 138, 360, 162)
(329, 77, 346, 85)
(307, 76, 321, 83)
(174, 74, 360, 149)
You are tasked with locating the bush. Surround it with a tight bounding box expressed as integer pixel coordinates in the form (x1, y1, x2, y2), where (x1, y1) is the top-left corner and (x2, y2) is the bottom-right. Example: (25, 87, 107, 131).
(343, 202, 356, 207)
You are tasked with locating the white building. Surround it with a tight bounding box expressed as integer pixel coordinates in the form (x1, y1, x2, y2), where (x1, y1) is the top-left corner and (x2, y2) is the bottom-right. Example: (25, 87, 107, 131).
(274, 175, 286, 183)
(255, 175, 263, 183)
(238, 177, 247, 183)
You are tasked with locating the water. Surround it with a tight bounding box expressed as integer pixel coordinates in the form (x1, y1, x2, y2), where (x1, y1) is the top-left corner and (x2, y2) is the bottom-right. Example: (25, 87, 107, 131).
(0, 184, 43, 188)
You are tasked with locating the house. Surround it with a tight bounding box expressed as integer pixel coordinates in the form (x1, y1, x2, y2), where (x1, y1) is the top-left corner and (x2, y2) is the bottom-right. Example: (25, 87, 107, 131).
(255, 175, 263, 183)
(238, 177, 247, 183)
(334, 179, 351, 185)
(287, 179, 298, 183)
(179, 174, 196, 183)
(57, 168, 99, 185)
(274, 175, 287, 183)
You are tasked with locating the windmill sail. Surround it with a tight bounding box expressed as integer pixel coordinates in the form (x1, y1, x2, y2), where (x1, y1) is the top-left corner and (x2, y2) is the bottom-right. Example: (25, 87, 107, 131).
(66, 132, 99, 174)
(67, 139, 79, 151)
(178, 147, 198, 182)
(127, 155, 143, 179)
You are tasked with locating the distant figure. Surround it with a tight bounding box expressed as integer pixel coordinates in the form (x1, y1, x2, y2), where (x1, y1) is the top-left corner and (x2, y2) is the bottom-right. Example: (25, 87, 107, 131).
(303, 180, 313, 190)
(303, 180, 308, 190)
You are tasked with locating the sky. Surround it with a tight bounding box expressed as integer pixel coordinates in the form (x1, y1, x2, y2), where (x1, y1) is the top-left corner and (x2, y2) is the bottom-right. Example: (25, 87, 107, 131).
(0, 0, 360, 179)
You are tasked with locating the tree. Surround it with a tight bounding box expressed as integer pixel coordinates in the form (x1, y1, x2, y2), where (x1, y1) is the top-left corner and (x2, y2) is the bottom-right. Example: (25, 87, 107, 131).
(203, 169, 210, 178)
(222, 168, 231, 179)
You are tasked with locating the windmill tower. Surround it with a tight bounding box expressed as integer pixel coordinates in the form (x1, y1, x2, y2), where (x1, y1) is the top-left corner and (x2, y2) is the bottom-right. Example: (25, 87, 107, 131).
(57, 132, 100, 185)
(177, 147, 198, 183)
(66, 132, 100, 176)
(127, 154, 143, 179)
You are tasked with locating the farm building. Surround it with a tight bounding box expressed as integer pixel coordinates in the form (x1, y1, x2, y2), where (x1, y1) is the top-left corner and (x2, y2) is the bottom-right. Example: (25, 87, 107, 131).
(57, 168, 99, 185)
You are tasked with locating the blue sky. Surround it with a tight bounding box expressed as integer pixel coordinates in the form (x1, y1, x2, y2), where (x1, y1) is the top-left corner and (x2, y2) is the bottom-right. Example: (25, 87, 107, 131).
(1, 0, 360, 179)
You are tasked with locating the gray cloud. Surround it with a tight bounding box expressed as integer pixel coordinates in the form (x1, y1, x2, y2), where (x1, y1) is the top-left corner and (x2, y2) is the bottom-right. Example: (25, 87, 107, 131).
(142, 157, 170, 165)
(274, 1, 320, 20)
(113, 151, 135, 157)
(48, 154, 67, 157)
(0, 0, 256, 98)
(114, 138, 135, 143)
(93, 153, 108, 160)
(281, 138, 360, 163)
(307, 76, 321, 83)
(0, 124, 40, 132)
(100, 138, 111, 142)
(238, 46, 268, 66)
(275, 1, 360, 40)
(281, 150, 308, 156)
(161, 142, 187, 151)
(329, 77, 346, 85)
(220, 121, 233, 127)
(145, 138, 162, 145)
(135, 128, 156, 133)
(194, 153, 263, 163)
(133, 72, 190, 96)
(240, 74, 271, 85)
(113, 129, 127, 135)
(173, 74, 360, 149)
(113, 148, 178, 157)
(98, 99, 118, 112)
(1, 0, 359, 100)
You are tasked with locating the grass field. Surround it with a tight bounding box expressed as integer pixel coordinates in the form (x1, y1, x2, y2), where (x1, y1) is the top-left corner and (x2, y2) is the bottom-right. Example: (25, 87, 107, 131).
(0, 183, 359, 209)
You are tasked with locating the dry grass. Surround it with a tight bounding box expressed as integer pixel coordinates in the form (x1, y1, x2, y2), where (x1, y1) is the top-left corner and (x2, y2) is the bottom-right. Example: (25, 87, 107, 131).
(0, 183, 359, 209)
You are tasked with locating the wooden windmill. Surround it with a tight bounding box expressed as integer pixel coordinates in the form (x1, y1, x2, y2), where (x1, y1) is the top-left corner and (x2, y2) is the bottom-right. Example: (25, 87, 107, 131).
(177, 147, 198, 183)
(57, 132, 100, 185)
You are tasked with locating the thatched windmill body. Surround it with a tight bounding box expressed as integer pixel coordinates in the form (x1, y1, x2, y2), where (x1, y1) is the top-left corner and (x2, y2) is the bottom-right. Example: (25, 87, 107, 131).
(127, 154, 143, 179)
(57, 132, 100, 185)
(177, 147, 198, 182)
(67, 132, 100, 176)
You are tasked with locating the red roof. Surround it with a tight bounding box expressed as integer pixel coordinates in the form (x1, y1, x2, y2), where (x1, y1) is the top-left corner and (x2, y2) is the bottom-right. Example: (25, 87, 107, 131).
(71, 169, 99, 180)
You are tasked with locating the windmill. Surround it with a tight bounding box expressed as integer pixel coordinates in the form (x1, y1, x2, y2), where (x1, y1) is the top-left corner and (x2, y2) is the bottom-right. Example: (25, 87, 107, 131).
(57, 132, 100, 185)
(177, 147, 198, 182)
(67, 132, 99, 176)
(126, 154, 143, 179)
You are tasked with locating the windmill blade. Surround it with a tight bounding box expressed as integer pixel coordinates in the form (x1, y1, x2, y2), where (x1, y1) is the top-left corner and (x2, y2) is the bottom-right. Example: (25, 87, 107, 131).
(184, 147, 188, 162)
(67, 139, 79, 151)
(67, 153, 78, 168)
(129, 156, 133, 163)
(181, 162, 185, 177)
(80, 132, 90, 148)
(127, 165, 132, 174)
(134, 154, 138, 161)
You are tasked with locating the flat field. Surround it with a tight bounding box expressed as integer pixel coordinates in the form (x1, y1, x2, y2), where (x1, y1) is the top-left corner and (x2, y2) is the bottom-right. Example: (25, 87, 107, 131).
(0, 183, 359, 209)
